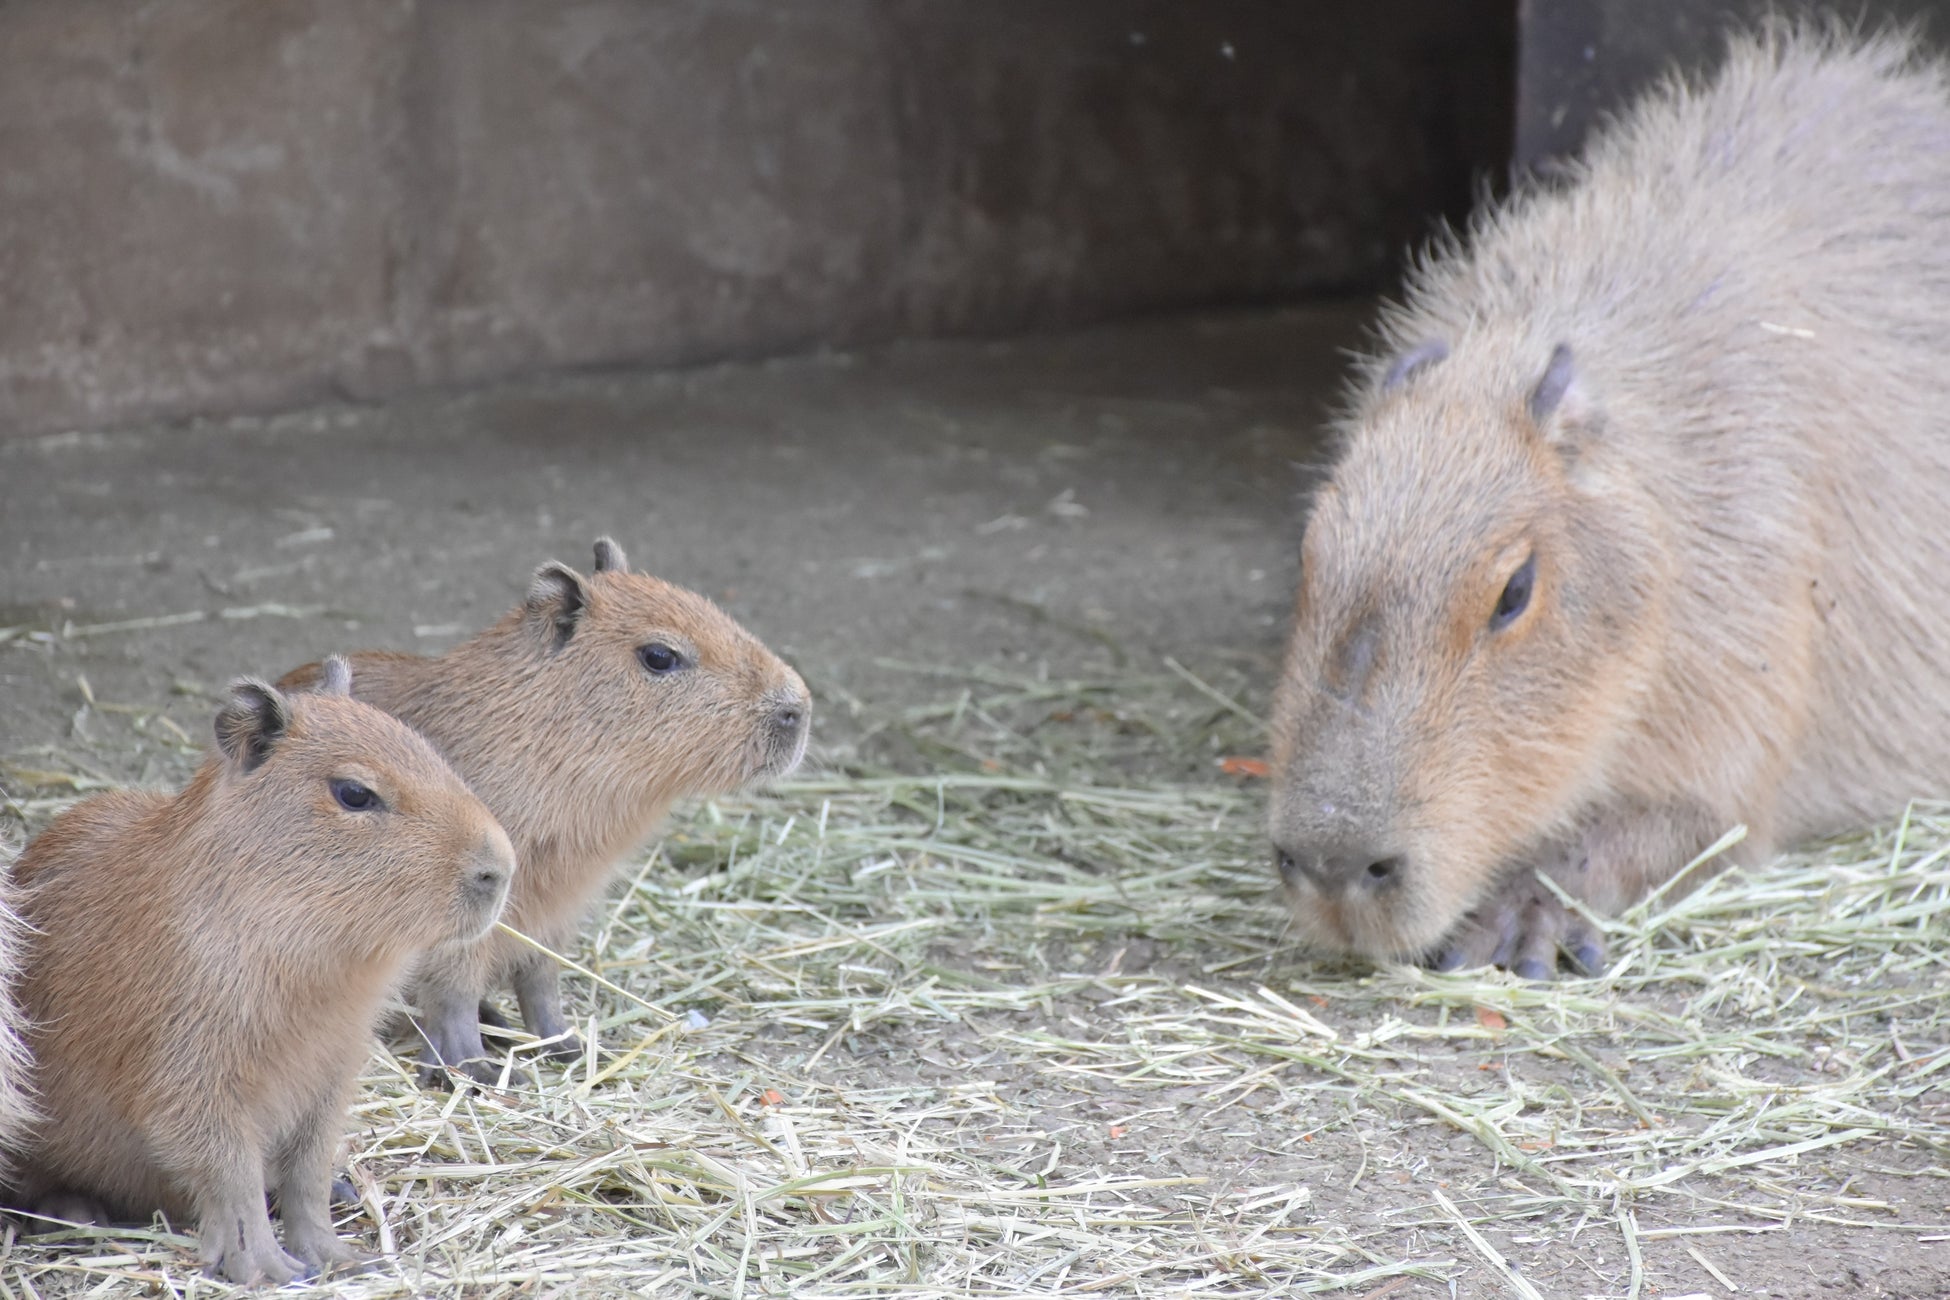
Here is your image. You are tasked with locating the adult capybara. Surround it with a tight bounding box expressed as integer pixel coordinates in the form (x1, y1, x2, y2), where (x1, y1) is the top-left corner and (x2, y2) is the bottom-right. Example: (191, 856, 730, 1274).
(8, 661, 514, 1284)
(281, 539, 810, 1084)
(1270, 26, 1950, 977)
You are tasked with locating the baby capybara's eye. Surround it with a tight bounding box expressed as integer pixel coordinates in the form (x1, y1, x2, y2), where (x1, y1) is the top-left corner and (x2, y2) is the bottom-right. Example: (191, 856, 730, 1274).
(330, 779, 380, 812)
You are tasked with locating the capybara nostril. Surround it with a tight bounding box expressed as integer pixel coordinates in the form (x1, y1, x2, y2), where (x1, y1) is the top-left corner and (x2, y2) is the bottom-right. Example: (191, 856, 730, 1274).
(474, 833, 515, 890)
(1278, 842, 1401, 892)
(772, 702, 805, 737)
(471, 862, 508, 895)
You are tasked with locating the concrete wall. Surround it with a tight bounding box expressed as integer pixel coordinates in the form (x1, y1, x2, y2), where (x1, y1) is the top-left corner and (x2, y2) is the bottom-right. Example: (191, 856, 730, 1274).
(0, 1, 1512, 438)
(1515, 0, 1950, 169)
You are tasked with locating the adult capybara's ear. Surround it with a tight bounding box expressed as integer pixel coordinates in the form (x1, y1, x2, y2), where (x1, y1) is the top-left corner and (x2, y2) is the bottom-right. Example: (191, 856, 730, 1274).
(1526, 342, 1599, 449)
(591, 537, 629, 574)
(316, 655, 353, 697)
(1380, 338, 1450, 392)
(214, 678, 291, 773)
(526, 562, 591, 648)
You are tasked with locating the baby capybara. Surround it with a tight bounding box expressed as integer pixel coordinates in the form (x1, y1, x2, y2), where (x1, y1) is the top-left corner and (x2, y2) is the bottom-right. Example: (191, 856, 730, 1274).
(8, 660, 514, 1284)
(282, 539, 810, 1083)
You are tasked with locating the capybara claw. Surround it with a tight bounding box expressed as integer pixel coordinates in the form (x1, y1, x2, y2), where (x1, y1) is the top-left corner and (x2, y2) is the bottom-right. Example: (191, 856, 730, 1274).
(418, 1057, 505, 1090)
(539, 1030, 584, 1065)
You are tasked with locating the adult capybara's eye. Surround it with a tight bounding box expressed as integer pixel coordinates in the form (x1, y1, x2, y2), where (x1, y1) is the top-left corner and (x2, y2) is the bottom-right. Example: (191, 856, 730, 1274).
(330, 778, 381, 812)
(1491, 554, 1536, 631)
(637, 643, 688, 675)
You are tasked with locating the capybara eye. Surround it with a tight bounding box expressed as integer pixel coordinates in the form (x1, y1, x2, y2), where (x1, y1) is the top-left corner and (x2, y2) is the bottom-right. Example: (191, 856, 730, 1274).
(637, 643, 687, 675)
(330, 779, 381, 812)
(1491, 555, 1536, 631)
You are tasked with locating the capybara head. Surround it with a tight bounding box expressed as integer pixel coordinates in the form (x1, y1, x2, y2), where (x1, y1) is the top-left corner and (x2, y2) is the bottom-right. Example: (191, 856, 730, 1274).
(1268, 336, 1668, 959)
(214, 657, 514, 946)
(514, 538, 811, 792)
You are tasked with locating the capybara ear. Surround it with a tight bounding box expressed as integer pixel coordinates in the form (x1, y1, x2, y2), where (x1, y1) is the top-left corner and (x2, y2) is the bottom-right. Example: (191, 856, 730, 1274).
(317, 655, 353, 697)
(214, 679, 291, 773)
(1527, 343, 1596, 445)
(527, 562, 590, 647)
(1381, 338, 1450, 391)
(592, 537, 628, 574)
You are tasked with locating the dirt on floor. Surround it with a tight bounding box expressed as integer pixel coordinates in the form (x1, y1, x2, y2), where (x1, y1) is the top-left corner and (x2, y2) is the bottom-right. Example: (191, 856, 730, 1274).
(2, 307, 1947, 1298)
(0, 304, 1350, 775)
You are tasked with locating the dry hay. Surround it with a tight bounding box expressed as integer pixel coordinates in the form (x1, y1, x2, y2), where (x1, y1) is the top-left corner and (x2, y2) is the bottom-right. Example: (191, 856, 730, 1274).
(0, 665, 1945, 1297)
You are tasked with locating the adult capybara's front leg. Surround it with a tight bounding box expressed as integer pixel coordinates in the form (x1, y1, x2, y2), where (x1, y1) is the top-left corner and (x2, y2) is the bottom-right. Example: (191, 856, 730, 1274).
(1431, 799, 1743, 979)
(1430, 861, 1606, 979)
(192, 1147, 306, 1286)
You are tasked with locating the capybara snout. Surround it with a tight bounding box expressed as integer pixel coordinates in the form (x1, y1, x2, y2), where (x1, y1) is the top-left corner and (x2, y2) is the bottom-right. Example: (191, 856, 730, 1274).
(455, 830, 517, 942)
(757, 680, 812, 778)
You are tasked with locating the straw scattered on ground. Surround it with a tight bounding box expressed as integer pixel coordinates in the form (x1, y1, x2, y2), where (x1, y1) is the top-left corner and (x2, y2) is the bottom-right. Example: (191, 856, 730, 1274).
(1, 664, 1945, 1297)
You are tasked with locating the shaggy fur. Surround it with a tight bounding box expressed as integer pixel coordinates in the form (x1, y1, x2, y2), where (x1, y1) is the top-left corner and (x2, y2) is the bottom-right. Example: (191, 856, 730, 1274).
(0, 840, 37, 1157)
(1270, 25, 1950, 972)
(7, 663, 514, 1284)
(281, 539, 810, 1083)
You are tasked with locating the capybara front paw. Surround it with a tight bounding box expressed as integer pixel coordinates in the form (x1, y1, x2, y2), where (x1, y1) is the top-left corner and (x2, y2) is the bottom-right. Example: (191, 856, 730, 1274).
(1428, 876, 1605, 979)
(286, 1230, 380, 1278)
(204, 1241, 308, 1287)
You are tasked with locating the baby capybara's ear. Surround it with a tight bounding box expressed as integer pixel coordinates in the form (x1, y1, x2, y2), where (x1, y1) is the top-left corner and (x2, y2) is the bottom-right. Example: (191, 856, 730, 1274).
(213, 678, 291, 774)
(526, 561, 592, 649)
(317, 655, 353, 697)
(591, 537, 629, 574)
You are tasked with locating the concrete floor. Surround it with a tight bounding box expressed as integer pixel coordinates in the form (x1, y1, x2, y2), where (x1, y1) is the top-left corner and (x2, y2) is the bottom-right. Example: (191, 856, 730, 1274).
(0, 305, 1359, 787)
(7, 307, 1948, 1299)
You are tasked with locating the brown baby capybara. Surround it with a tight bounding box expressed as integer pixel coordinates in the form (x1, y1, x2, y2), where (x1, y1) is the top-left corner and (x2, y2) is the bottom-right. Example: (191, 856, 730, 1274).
(8, 660, 514, 1284)
(1270, 26, 1950, 977)
(281, 538, 810, 1083)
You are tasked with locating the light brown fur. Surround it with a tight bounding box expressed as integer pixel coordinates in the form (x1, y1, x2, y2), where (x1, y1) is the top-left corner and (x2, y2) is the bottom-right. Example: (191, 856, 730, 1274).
(0, 840, 37, 1157)
(279, 539, 810, 1082)
(7, 661, 514, 1284)
(1270, 25, 1950, 974)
